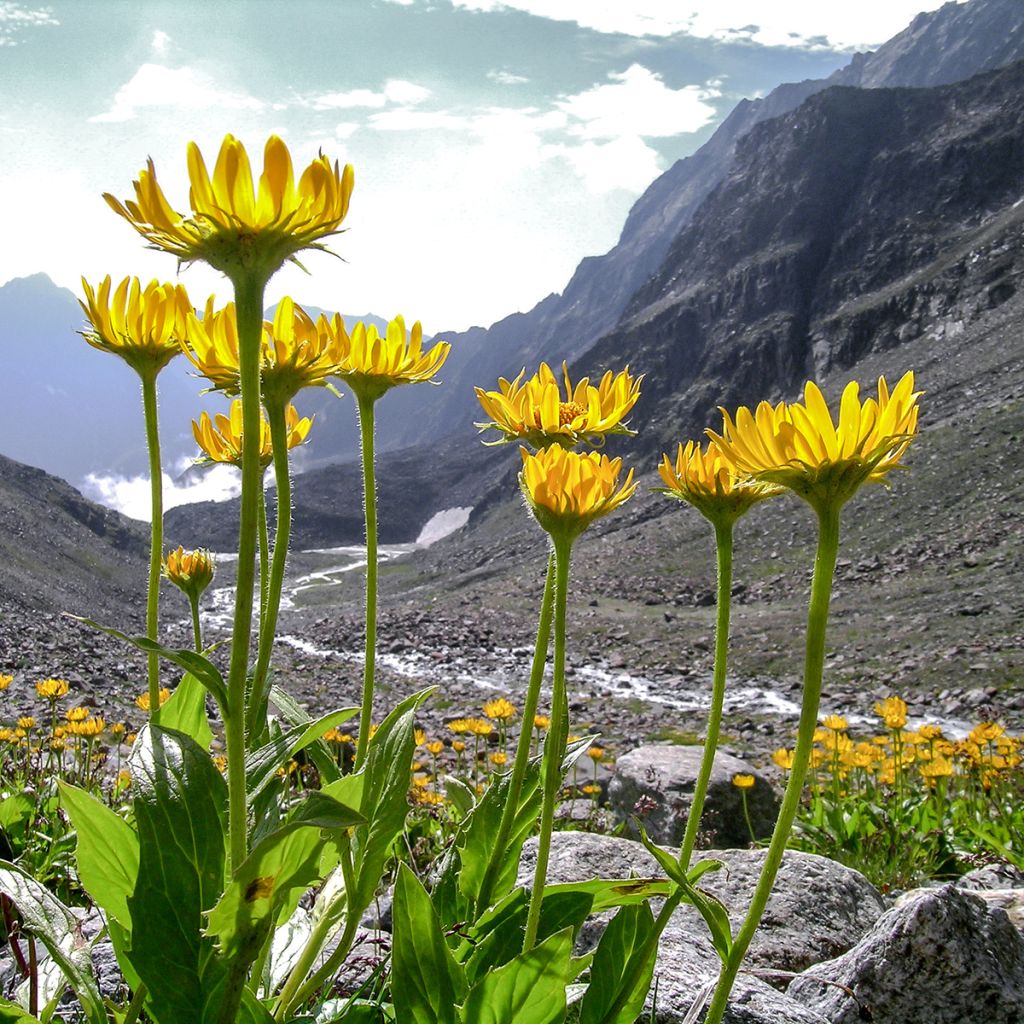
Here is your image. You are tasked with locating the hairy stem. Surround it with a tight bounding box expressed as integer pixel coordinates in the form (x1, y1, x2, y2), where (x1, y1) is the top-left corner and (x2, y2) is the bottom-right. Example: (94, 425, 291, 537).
(140, 368, 164, 724)
(354, 393, 379, 767)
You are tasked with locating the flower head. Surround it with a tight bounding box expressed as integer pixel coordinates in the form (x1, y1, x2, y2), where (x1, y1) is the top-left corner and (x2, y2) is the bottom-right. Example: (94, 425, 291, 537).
(104, 134, 354, 279)
(483, 697, 517, 722)
(821, 714, 848, 732)
(35, 678, 70, 701)
(658, 440, 781, 524)
(193, 399, 312, 468)
(772, 748, 794, 771)
(162, 546, 215, 600)
(332, 315, 451, 402)
(65, 706, 89, 723)
(520, 445, 637, 541)
(0, 673, 12, 691)
(79, 276, 191, 376)
(874, 695, 908, 731)
(708, 372, 921, 511)
(475, 362, 641, 449)
(135, 688, 171, 712)
(731, 773, 755, 790)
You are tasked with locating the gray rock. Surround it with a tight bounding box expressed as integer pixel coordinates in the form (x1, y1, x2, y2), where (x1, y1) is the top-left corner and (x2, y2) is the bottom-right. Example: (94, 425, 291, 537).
(517, 832, 664, 890)
(607, 744, 779, 847)
(957, 862, 1024, 891)
(788, 884, 1024, 1023)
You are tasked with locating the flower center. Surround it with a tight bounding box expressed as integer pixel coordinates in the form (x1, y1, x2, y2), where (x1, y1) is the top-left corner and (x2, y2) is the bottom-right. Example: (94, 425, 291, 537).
(558, 401, 585, 425)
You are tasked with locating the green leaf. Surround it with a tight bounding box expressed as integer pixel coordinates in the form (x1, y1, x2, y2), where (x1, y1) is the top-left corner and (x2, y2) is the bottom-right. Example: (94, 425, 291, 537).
(74, 617, 228, 712)
(0, 997, 39, 1024)
(58, 782, 139, 931)
(392, 864, 467, 1024)
(161, 673, 214, 751)
(245, 707, 358, 806)
(268, 686, 347, 787)
(687, 859, 725, 885)
(459, 927, 574, 1024)
(578, 903, 656, 1024)
(0, 795, 33, 831)
(544, 878, 672, 914)
(126, 725, 228, 1024)
(0, 862, 106, 1024)
(206, 794, 364, 960)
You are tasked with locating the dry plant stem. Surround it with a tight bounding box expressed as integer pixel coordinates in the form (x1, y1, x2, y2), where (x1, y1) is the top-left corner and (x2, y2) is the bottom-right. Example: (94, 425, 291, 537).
(475, 549, 556, 916)
(523, 535, 571, 953)
(247, 398, 292, 739)
(224, 269, 268, 873)
(140, 367, 163, 724)
(354, 392, 379, 767)
(599, 519, 734, 1024)
(27, 935, 37, 1017)
(704, 503, 841, 1024)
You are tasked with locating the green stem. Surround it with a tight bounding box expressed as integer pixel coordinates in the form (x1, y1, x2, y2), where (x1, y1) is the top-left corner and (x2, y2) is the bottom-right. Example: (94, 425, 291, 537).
(140, 368, 163, 725)
(523, 535, 571, 953)
(189, 594, 203, 654)
(475, 549, 556, 916)
(122, 982, 147, 1024)
(248, 399, 292, 740)
(354, 392, 378, 767)
(259, 470, 270, 637)
(703, 502, 841, 1024)
(224, 270, 268, 874)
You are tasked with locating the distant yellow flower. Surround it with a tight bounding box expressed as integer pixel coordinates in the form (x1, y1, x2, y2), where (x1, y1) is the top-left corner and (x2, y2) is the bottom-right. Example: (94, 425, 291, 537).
(969, 722, 1005, 746)
(731, 773, 755, 790)
(125, 732, 138, 746)
(35, 678, 70, 701)
(414, 728, 427, 747)
(874, 695, 908, 731)
(110, 722, 126, 738)
(213, 755, 227, 774)
(162, 546, 215, 599)
(426, 740, 445, 756)
(70, 717, 105, 738)
(104, 134, 355, 278)
(483, 697, 517, 721)
(708, 372, 921, 510)
(411, 773, 431, 789)
(821, 714, 848, 732)
(447, 719, 471, 735)
(452, 740, 466, 754)
(79, 276, 192, 376)
(534, 715, 551, 731)
(587, 745, 605, 762)
(414, 790, 445, 806)
(658, 440, 781, 522)
(332, 315, 451, 402)
(581, 783, 601, 796)
(489, 752, 509, 767)
(135, 688, 171, 711)
(475, 362, 641, 449)
(116, 769, 133, 790)
(920, 757, 954, 780)
(65, 706, 89, 723)
(466, 719, 493, 737)
(17, 716, 35, 730)
(772, 748, 794, 771)
(193, 399, 312, 468)
(519, 446, 637, 540)
(0, 673, 13, 691)
(918, 723, 944, 741)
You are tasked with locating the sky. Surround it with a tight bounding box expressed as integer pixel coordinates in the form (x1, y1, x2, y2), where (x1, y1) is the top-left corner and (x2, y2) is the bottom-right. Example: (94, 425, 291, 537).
(0, 0, 958, 334)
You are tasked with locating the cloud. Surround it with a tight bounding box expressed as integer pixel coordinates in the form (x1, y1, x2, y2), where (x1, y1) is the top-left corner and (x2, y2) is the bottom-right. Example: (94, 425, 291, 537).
(547, 134, 662, 193)
(0, 1, 58, 45)
(487, 69, 530, 85)
(311, 79, 431, 110)
(448, 0, 955, 51)
(151, 29, 170, 54)
(89, 63, 265, 123)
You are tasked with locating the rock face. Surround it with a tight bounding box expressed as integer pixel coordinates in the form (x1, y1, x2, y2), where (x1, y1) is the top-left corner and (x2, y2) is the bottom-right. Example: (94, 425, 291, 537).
(788, 884, 1024, 1024)
(607, 744, 779, 847)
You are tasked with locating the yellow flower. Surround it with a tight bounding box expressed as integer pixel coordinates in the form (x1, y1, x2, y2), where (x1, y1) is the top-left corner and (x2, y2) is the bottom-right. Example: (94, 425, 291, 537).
(70, 717, 105, 738)
(135, 688, 171, 711)
(519, 446, 637, 540)
(483, 697, 517, 721)
(414, 728, 427, 746)
(969, 722, 1005, 746)
(193, 399, 313, 468)
(708, 372, 921, 509)
(475, 362, 641, 449)
(452, 741, 466, 754)
(65, 706, 89, 723)
(213, 755, 227, 774)
(35, 678, 70, 701)
(534, 715, 550, 731)
(587, 745, 605, 762)
(332, 315, 451, 402)
(731, 773, 755, 790)
(918, 723, 944, 741)
(466, 718, 493, 737)
(116, 769, 133, 790)
(658, 440, 781, 522)
(772, 748, 794, 771)
(79, 276, 191, 376)
(111, 723, 126, 738)
(414, 789, 446, 806)
(0, 673, 13, 691)
(920, 757, 954, 780)
(581, 783, 601, 796)
(874, 695, 908, 731)
(104, 134, 355, 278)
(426, 740, 445, 756)
(821, 714, 848, 732)
(447, 719, 471, 735)
(162, 546, 215, 599)
(17, 716, 35, 730)
(489, 752, 509, 767)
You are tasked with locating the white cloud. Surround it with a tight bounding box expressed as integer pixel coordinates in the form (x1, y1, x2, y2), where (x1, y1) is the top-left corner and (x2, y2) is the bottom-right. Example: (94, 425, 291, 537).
(90, 63, 265, 123)
(487, 69, 530, 85)
(449, 0, 958, 51)
(312, 79, 431, 110)
(547, 134, 662, 193)
(151, 29, 170, 54)
(0, 2, 58, 45)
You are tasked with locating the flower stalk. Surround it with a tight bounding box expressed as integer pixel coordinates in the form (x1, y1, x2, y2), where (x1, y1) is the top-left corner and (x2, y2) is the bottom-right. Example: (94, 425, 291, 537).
(355, 391, 379, 767)
(139, 367, 164, 723)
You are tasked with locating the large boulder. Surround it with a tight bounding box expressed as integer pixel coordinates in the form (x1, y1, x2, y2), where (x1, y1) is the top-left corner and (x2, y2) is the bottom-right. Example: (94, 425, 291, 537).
(607, 745, 778, 847)
(788, 884, 1024, 1023)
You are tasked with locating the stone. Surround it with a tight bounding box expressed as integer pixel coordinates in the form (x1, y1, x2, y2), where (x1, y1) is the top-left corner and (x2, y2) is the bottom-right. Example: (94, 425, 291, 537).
(957, 862, 1024, 891)
(607, 744, 779, 847)
(788, 884, 1024, 1023)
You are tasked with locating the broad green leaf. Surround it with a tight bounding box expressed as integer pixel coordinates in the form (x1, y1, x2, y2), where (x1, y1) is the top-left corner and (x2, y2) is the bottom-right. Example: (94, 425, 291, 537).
(0, 997, 39, 1023)
(161, 673, 214, 751)
(578, 903, 656, 1024)
(127, 726, 228, 1024)
(59, 782, 139, 931)
(246, 707, 358, 806)
(75, 617, 228, 712)
(392, 864, 467, 1024)
(459, 927, 574, 1024)
(206, 793, 364, 960)
(0, 795, 33, 831)
(268, 686, 346, 787)
(0, 862, 106, 1024)
(544, 878, 673, 914)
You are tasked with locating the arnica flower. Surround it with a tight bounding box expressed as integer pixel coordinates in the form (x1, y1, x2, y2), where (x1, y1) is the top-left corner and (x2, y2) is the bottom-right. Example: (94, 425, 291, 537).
(708, 372, 921, 510)
(79, 276, 192, 376)
(587, 745, 605, 763)
(65, 707, 89, 723)
(772, 748, 795, 771)
(475, 362, 641, 449)
(17, 716, 35, 730)
(135, 688, 171, 712)
(731, 773, 755, 790)
(875, 695, 908, 731)
(103, 134, 355, 279)
(35, 678, 69, 701)
(821, 714, 848, 732)
(534, 715, 551, 731)
(658, 440, 781, 524)
(0, 673, 11, 691)
(483, 697, 517, 721)
(519, 446, 637, 541)
(331, 315, 451, 402)
(193, 399, 313, 468)
(70, 717, 105, 739)
(162, 546, 215, 600)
